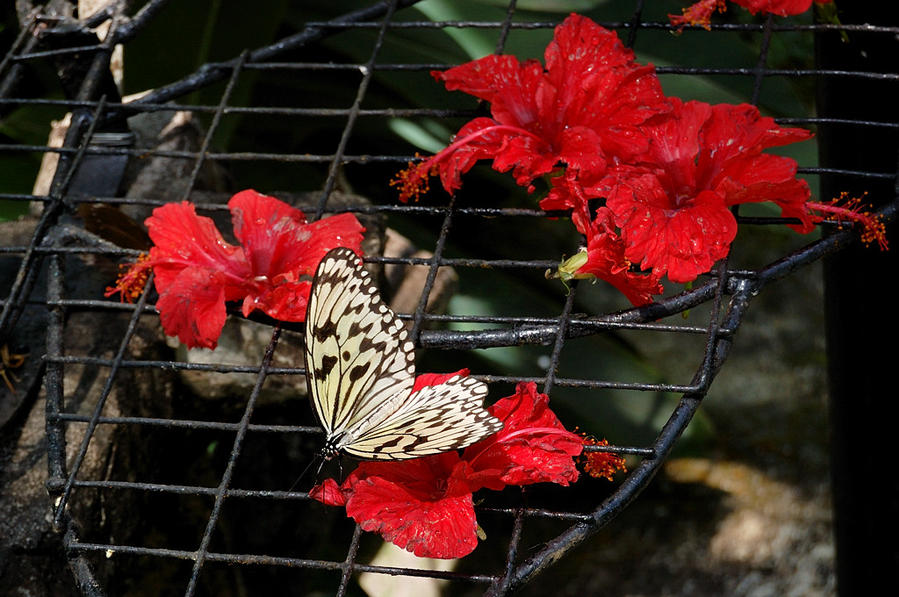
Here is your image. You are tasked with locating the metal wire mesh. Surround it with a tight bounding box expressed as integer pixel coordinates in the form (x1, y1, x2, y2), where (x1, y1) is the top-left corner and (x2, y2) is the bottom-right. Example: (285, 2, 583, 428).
(1, 1, 897, 595)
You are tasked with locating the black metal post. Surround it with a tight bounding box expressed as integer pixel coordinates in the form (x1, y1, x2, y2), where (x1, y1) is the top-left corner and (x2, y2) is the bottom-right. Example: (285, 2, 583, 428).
(816, 3, 899, 595)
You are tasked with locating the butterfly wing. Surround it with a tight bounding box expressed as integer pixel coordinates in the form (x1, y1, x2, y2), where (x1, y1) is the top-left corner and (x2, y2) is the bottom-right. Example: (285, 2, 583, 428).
(342, 374, 504, 460)
(304, 248, 415, 445)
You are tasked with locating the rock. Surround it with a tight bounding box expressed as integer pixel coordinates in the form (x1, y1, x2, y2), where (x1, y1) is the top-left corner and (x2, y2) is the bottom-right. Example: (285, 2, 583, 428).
(1, 215, 174, 595)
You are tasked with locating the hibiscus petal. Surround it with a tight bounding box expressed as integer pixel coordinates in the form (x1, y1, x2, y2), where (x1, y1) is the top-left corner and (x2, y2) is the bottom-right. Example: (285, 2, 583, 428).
(716, 153, 814, 232)
(639, 98, 710, 183)
(412, 369, 470, 393)
(144, 201, 249, 287)
(699, 102, 812, 170)
(554, 126, 607, 179)
(604, 170, 737, 283)
(309, 478, 348, 506)
(155, 266, 229, 349)
(241, 279, 312, 322)
(463, 382, 583, 490)
(291, 212, 366, 272)
(545, 14, 636, 83)
(545, 14, 669, 161)
(229, 189, 307, 276)
(227, 191, 364, 322)
(435, 55, 544, 129)
(431, 117, 508, 195)
(325, 453, 479, 559)
(733, 0, 818, 17)
(433, 58, 563, 188)
(579, 244, 665, 307)
(348, 476, 478, 559)
(491, 134, 558, 184)
(572, 206, 665, 306)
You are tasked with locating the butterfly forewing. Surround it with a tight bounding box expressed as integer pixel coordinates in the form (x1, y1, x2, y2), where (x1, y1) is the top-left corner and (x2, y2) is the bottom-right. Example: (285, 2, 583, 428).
(305, 248, 415, 438)
(305, 247, 503, 460)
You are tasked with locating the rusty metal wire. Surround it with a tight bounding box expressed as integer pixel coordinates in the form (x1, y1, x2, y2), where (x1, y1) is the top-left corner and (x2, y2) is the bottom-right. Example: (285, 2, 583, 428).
(1, 1, 897, 595)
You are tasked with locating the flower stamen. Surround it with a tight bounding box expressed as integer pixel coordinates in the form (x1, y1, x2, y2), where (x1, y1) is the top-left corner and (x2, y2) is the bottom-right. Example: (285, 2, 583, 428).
(104, 253, 152, 303)
(580, 436, 627, 481)
(807, 192, 889, 250)
(669, 0, 727, 31)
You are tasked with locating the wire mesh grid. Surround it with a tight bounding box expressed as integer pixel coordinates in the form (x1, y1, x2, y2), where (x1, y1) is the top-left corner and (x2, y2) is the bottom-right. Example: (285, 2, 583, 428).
(1, 0, 896, 595)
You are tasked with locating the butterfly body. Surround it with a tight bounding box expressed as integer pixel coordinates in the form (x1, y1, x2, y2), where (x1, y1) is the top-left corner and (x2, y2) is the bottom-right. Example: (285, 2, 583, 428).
(304, 247, 503, 461)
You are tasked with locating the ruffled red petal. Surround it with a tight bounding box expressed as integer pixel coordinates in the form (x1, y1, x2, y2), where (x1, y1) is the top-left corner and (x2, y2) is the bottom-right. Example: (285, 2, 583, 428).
(579, 242, 666, 307)
(436, 118, 541, 192)
(349, 483, 477, 559)
(435, 55, 545, 129)
(145, 201, 249, 290)
(309, 478, 348, 506)
(339, 453, 479, 559)
(698, 102, 812, 168)
(229, 189, 307, 277)
(412, 369, 470, 393)
(733, 0, 817, 17)
(142, 202, 249, 348)
(463, 382, 583, 490)
(604, 169, 737, 283)
(229, 191, 364, 321)
(571, 207, 665, 306)
(544, 14, 668, 161)
(241, 280, 312, 322)
(716, 153, 813, 232)
(155, 266, 230, 349)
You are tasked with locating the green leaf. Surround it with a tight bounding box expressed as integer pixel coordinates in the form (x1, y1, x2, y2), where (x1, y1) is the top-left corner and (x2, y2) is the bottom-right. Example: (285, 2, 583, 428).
(445, 267, 713, 450)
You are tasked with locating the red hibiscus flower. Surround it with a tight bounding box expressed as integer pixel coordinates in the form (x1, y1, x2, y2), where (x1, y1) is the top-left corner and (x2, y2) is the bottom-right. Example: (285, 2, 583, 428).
(392, 13, 669, 203)
(313, 452, 480, 559)
(310, 379, 617, 559)
(106, 190, 364, 349)
(595, 98, 813, 283)
(670, 0, 833, 30)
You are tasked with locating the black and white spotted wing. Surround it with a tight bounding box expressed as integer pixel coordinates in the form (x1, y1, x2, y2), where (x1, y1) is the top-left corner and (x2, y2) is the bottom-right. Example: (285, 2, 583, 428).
(304, 247, 503, 460)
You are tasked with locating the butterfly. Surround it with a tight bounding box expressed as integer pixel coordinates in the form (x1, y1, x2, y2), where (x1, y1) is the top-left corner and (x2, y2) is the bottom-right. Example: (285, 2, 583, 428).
(304, 247, 503, 461)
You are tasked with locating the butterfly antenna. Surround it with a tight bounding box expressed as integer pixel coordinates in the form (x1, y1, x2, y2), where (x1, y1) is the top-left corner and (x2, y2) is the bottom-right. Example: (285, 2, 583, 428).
(288, 453, 323, 493)
(315, 454, 329, 484)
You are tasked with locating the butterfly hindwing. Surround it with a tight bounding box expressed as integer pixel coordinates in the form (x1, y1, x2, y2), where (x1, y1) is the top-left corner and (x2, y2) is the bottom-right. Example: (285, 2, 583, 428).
(343, 374, 505, 460)
(305, 247, 503, 460)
